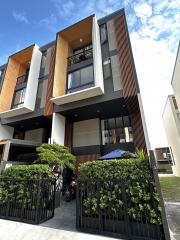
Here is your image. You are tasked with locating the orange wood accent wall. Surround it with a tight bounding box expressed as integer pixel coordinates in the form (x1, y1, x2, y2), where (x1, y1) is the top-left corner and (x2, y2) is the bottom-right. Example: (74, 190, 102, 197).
(64, 120, 73, 152)
(53, 34, 69, 97)
(44, 45, 56, 117)
(114, 11, 147, 152)
(0, 58, 20, 112)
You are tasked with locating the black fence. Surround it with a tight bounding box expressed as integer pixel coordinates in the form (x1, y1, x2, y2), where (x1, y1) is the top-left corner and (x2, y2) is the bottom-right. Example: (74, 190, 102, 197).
(0, 178, 56, 224)
(67, 48, 93, 66)
(76, 178, 165, 240)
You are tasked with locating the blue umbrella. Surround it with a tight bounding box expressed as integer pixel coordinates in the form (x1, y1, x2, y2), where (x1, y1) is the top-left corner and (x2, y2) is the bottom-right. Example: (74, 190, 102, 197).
(98, 149, 135, 160)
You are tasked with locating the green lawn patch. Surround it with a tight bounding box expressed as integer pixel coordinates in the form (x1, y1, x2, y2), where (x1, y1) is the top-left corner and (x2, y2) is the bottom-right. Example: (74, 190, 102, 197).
(159, 176, 180, 202)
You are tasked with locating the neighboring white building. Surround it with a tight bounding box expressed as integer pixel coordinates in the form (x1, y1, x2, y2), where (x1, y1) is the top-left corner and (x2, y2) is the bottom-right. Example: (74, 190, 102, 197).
(163, 44, 180, 176)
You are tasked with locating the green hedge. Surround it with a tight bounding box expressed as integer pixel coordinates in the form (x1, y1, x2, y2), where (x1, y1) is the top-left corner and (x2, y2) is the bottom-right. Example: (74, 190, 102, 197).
(79, 159, 162, 224)
(0, 164, 52, 207)
(2, 164, 51, 180)
(79, 158, 152, 180)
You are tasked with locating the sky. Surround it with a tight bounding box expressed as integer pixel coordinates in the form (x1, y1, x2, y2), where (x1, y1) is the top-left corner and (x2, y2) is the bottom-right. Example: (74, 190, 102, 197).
(0, 0, 179, 149)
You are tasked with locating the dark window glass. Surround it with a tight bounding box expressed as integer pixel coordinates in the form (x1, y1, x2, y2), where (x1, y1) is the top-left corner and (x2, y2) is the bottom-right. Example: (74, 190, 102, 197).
(100, 24, 107, 44)
(101, 116, 133, 145)
(0, 69, 5, 91)
(103, 58, 111, 79)
(12, 88, 26, 109)
(67, 65, 94, 93)
(39, 51, 47, 77)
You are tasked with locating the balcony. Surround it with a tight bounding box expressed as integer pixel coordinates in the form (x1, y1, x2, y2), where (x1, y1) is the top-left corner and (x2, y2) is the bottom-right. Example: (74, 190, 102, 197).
(51, 15, 104, 105)
(0, 44, 42, 118)
(67, 48, 93, 66)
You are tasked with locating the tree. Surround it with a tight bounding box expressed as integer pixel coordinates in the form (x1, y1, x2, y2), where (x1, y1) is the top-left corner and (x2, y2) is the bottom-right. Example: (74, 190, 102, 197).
(34, 144, 75, 170)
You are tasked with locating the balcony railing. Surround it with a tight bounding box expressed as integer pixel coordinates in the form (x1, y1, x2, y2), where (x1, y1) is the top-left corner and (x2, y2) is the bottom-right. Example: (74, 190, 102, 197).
(16, 74, 28, 86)
(67, 48, 93, 67)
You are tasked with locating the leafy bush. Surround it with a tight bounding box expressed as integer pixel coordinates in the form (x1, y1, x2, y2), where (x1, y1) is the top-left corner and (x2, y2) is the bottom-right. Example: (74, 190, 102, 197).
(34, 144, 75, 169)
(0, 164, 52, 208)
(79, 158, 162, 224)
(79, 158, 152, 180)
(2, 164, 51, 180)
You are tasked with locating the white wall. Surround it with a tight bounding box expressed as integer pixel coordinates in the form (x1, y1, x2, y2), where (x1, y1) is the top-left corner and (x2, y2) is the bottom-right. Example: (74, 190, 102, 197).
(172, 46, 180, 110)
(25, 45, 42, 110)
(92, 16, 104, 91)
(73, 118, 100, 147)
(24, 128, 44, 142)
(51, 113, 65, 145)
(163, 96, 180, 176)
(137, 93, 151, 152)
(0, 122, 14, 140)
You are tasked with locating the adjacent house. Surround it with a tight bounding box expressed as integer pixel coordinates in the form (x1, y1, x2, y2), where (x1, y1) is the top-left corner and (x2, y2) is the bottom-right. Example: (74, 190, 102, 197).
(0, 9, 149, 170)
(163, 43, 180, 176)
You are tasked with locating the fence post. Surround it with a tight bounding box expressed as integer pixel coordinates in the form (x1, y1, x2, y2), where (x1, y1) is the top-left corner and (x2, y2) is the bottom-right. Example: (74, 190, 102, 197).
(76, 179, 80, 229)
(149, 150, 171, 240)
(52, 179, 56, 218)
(121, 178, 131, 238)
(35, 179, 42, 224)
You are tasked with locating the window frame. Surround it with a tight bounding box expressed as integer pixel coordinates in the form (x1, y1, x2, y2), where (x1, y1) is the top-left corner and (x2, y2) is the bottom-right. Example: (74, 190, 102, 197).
(100, 23, 108, 44)
(11, 87, 26, 109)
(66, 64, 94, 93)
(101, 116, 133, 145)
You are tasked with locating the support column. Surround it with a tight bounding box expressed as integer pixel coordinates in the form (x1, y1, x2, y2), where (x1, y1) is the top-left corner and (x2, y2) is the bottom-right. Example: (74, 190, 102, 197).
(0, 141, 11, 173)
(51, 113, 65, 145)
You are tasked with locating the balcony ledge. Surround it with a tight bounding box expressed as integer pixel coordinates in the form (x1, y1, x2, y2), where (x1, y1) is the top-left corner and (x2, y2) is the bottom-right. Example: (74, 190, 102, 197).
(0, 106, 33, 118)
(51, 85, 104, 105)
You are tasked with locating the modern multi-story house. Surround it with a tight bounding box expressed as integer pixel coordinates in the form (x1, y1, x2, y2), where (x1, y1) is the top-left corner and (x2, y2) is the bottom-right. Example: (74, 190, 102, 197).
(163, 43, 180, 176)
(0, 9, 149, 170)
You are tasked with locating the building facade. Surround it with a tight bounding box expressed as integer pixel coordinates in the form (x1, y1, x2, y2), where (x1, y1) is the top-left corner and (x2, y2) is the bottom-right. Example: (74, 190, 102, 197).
(163, 44, 180, 176)
(0, 9, 148, 170)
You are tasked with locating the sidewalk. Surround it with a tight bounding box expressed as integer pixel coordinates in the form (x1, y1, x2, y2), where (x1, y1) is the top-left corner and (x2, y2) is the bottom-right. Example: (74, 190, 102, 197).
(0, 200, 120, 240)
(0, 219, 120, 240)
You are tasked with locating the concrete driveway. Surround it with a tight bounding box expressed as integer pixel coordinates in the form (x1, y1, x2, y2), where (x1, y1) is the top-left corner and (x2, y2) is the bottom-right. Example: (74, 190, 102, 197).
(165, 202, 180, 240)
(0, 200, 120, 240)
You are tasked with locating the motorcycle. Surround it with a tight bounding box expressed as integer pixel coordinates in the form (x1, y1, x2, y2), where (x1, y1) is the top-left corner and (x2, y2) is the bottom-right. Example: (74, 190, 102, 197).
(64, 176, 77, 202)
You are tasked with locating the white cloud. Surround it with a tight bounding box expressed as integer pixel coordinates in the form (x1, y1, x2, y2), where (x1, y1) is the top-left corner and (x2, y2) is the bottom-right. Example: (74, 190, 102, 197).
(12, 11, 30, 24)
(134, 2, 152, 24)
(53, 0, 75, 17)
(40, 13, 57, 32)
(130, 32, 175, 148)
(0, 54, 9, 65)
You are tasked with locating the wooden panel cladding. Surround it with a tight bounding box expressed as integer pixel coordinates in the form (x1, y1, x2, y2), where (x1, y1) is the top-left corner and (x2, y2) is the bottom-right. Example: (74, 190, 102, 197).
(53, 34, 69, 97)
(64, 120, 73, 152)
(44, 45, 56, 117)
(11, 45, 34, 65)
(60, 15, 93, 50)
(113, 11, 147, 152)
(0, 58, 20, 112)
(76, 154, 100, 174)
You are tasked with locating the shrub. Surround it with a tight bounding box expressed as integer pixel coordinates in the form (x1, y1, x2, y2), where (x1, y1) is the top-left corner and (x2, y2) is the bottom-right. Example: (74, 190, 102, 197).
(2, 164, 51, 180)
(34, 144, 75, 169)
(79, 158, 152, 180)
(79, 158, 162, 224)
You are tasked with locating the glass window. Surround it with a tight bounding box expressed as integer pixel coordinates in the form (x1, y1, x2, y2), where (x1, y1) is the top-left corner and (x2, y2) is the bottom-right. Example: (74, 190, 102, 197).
(0, 69, 5, 91)
(39, 51, 47, 77)
(67, 65, 94, 93)
(103, 58, 111, 79)
(101, 116, 133, 145)
(100, 24, 107, 44)
(12, 88, 26, 109)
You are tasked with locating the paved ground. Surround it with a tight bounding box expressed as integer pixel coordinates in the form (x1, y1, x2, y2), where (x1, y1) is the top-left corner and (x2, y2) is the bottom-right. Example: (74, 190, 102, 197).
(159, 174, 180, 240)
(165, 202, 180, 240)
(0, 200, 120, 240)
